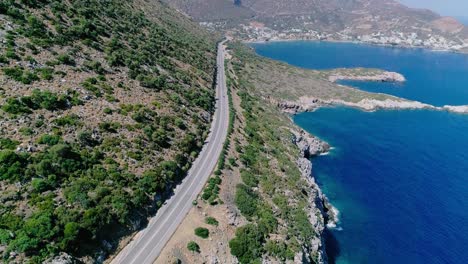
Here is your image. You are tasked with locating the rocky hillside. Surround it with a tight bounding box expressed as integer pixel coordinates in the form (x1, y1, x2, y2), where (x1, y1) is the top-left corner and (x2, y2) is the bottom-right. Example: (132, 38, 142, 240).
(164, 0, 468, 51)
(0, 0, 218, 263)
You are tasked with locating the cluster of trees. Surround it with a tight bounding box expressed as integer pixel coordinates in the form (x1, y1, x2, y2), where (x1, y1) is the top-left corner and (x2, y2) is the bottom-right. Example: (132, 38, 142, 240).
(2, 89, 80, 115)
(0, 137, 190, 260)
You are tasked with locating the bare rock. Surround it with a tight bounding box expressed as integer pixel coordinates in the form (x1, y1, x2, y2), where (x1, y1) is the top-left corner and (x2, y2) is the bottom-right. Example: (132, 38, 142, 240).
(44, 253, 79, 264)
(291, 129, 330, 158)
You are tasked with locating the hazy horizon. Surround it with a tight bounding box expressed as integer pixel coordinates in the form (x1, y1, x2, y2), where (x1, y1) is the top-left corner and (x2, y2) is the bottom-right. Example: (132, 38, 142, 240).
(400, 0, 468, 18)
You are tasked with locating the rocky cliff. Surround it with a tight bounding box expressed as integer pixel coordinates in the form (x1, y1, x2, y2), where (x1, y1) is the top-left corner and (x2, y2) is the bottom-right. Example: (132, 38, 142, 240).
(291, 129, 337, 264)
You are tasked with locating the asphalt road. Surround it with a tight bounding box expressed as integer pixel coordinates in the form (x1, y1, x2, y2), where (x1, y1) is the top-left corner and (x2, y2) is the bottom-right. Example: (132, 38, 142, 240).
(110, 41, 229, 264)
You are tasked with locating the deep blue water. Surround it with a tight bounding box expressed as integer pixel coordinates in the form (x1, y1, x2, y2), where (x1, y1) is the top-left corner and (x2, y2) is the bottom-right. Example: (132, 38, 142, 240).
(251, 42, 468, 264)
(252, 41, 468, 106)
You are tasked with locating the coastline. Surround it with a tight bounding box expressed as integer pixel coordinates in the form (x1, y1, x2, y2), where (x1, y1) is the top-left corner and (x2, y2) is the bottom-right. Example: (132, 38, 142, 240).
(291, 127, 339, 264)
(275, 96, 468, 115)
(244, 37, 468, 55)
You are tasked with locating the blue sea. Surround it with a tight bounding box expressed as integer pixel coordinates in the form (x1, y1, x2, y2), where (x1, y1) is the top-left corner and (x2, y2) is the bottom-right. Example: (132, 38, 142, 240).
(251, 41, 468, 264)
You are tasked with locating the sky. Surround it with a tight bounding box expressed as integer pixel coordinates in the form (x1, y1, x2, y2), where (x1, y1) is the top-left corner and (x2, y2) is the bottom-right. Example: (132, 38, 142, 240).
(399, 0, 468, 18)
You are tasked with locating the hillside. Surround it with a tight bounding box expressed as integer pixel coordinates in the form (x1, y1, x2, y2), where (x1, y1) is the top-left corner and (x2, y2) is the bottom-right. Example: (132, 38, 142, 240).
(164, 0, 468, 51)
(0, 0, 218, 263)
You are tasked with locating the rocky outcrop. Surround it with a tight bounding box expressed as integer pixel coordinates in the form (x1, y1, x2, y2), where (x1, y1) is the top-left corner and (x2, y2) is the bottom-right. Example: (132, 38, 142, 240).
(291, 129, 338, 264)
(274, 97, 323, 114)
(331, 98, 434, 112)
(44, 253, 79, 264)
(442, 105, 468, 114)
(292, 129, 330, 158)
(328, 71, 406, 83)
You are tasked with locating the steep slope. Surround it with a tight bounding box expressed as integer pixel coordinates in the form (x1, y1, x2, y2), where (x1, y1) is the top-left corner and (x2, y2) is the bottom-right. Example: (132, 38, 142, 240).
(164, 0, 468, 51)
(0, 0, 218, 263)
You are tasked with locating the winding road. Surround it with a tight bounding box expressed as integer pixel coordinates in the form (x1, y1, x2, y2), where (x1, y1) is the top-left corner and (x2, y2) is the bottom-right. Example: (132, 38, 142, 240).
(110, 41, 229, 264)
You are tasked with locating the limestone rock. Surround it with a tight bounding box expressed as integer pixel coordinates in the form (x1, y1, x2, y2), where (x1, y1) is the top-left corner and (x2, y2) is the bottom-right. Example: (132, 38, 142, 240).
(44, 253, 79, 264)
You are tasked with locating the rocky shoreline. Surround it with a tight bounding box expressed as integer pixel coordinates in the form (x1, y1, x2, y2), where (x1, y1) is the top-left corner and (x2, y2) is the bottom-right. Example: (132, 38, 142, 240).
(291, 129, 339, 264)
(275, 96, 468, 115)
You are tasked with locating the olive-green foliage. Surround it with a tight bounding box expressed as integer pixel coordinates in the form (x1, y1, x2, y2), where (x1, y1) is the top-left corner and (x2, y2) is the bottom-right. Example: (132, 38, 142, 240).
(0, 0, 217, 261)
(2, 66, 39, 84)
(0, 149, 29, 182)
(229, 224, 265, 264)
(1, 89, 76, 115)
(194, 227, 209, 239)
(234, 184, 258, 218)
(0, 138, 20, 150)
(187, 241, 200, 253)
(205, 217, 219, 226)
(201, 176, 221, 205)
(240, 169, 258, 188)
(54, 114, 81, 127)
(98, 121, 121, 133)
(264, 240, 295, 261)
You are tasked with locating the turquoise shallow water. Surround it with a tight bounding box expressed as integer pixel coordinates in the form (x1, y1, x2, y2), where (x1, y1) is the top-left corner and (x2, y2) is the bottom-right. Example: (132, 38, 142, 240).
(251, 42, 468, 264)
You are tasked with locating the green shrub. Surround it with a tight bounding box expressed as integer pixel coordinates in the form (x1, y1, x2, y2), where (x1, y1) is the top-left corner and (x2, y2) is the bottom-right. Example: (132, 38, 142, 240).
(264, 240, 295, 261)
(99, 122, 121, 133)
(19, 127, 34, 136)
(187, 241, 200, 253)
(229, 224, 265, 264)
(84, 60, 105, 74)
(241, 170, 258, 188)
(0, 150, 28, 182)
(103, 108, 113, 114)
(37, 67, 54, 80)
(1, 98, 31, 114)
(0, 138, 19, 150)
(235, 184, 258, 218)
(2, 67, 39, 84)
(5, 49, 20, 60)
(37, 134, 61, 146)
(194, 227, 209, 239)
(56, 54, 75, 65)
(82, 78, 102, 97)
(31, 178, 52, 193)
(0, 55, 9, 64)
(205, 217, 219, 226)
(201, 176, 221, 205)
(54, 114, 81, 126)
(24, 89, 69, 111)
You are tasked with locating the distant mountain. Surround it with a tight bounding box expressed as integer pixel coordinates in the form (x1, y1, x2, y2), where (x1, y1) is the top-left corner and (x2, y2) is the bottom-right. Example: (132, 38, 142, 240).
(164, 0, 468, 51)
(456, 17, 468, 26)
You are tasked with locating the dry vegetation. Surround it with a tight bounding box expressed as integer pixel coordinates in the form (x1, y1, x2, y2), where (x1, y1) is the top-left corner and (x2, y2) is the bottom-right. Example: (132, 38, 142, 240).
(229, 43, 394, 103)
(0, 0, 218, 262)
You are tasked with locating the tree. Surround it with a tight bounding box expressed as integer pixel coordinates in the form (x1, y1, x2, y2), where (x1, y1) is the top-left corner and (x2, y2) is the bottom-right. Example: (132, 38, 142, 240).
(194, 227, 209, 239)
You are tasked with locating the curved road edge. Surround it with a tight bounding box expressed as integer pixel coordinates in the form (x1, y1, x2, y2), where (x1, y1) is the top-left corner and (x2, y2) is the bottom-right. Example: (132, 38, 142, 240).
(110, 40, 230, 264)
